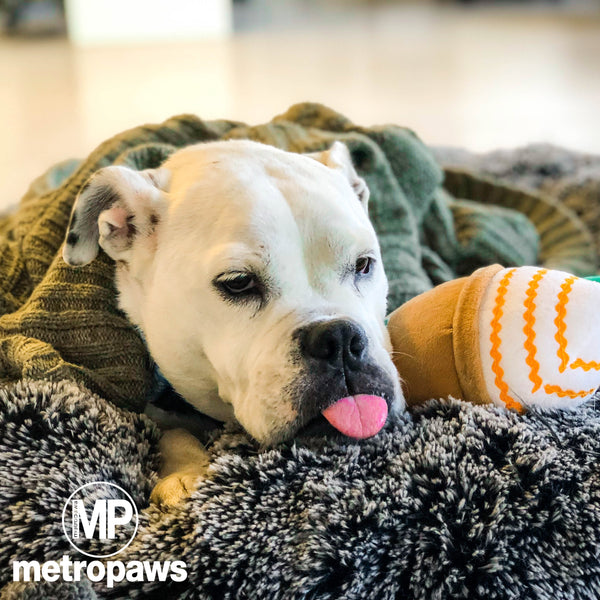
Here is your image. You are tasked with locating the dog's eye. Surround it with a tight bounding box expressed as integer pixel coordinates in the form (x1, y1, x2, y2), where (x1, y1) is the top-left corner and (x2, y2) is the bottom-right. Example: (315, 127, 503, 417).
(217, 273, 259, 296)
(355, 257, 372, 275)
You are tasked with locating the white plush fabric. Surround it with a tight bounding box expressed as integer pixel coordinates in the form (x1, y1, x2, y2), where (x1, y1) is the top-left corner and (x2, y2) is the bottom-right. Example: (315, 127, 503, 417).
(479, 267, 600, 411)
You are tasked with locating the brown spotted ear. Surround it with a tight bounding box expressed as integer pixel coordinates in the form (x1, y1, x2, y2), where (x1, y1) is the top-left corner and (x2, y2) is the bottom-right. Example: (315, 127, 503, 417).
(62, 166, 170, 266)
(306, 141, 369, 209)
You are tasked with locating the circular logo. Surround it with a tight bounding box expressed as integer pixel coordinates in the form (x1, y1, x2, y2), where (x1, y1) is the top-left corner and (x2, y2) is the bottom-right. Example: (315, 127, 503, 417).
(62, 481, 139, 558)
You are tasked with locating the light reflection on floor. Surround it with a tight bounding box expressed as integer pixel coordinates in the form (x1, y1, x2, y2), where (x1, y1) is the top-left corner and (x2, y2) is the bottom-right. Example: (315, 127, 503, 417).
(1, 2, 599, 208)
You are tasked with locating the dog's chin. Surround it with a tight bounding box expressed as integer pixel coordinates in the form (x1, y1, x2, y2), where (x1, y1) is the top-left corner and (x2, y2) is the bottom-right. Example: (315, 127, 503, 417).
(253, 415, 339, 447)
(294, 413, 340, 439)
(261, 414, 363, 446)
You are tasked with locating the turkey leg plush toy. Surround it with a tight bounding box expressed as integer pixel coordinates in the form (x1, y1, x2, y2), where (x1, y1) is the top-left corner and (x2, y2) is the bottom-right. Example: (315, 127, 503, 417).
(387, 264, 600, 413)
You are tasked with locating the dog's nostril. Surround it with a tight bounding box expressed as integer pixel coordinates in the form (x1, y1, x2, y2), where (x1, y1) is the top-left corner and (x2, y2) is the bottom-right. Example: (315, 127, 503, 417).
(301, 319, 368, 368)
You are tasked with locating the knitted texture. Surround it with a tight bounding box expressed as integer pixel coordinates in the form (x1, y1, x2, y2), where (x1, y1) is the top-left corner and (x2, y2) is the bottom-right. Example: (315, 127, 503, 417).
(433, 144, 600, 274)
(2, 379, 600, 599)
(0, 104, 596, 412)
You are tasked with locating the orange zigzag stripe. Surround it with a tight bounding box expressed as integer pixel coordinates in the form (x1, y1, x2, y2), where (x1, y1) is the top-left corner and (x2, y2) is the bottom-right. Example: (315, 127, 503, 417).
(554, 275, 577, 373)
(489, 268, 523, 412)
(570, 358, 600, 371)
(523, 269, 547, 393)
(544, 384, 596, 399)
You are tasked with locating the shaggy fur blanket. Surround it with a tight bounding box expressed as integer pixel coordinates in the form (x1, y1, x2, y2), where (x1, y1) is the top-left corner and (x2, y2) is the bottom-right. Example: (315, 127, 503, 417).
(2, 379, 600, 599)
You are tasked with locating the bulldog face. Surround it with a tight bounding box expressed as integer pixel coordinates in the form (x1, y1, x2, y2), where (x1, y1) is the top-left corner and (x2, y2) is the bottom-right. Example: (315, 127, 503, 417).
(63, 140, 404, 445)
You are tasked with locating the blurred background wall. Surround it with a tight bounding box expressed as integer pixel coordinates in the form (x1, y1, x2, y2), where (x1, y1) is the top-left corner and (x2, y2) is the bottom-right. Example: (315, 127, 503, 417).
(1, 0, 599, 208)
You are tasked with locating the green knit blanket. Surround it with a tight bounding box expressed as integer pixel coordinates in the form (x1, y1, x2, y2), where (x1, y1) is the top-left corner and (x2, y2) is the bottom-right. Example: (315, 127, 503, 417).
(0, 103, 596, 412)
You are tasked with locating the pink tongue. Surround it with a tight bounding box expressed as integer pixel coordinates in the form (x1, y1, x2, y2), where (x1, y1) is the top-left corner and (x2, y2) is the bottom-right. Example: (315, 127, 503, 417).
(322, 395, 388, 439)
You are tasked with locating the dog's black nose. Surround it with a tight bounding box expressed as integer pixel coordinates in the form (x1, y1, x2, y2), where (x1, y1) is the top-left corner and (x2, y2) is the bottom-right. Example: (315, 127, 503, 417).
(300, 319, 368, 370)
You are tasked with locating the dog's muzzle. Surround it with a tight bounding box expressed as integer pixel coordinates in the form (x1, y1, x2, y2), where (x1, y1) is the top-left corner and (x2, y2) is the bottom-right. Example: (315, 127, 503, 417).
(291, 319, 394, 439)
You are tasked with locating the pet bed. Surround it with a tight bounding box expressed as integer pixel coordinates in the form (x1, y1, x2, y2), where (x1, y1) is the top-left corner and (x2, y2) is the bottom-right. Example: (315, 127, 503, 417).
(1, 103, 600, 599)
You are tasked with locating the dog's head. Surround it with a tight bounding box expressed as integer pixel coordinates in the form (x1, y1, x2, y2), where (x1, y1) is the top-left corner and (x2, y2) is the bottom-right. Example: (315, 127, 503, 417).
(63, 140, 404, 444)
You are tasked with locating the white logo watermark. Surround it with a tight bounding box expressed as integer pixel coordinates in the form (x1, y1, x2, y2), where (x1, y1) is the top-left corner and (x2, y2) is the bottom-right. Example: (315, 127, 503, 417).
(12, 481, 187, 588)
(62, 481, 138, 558)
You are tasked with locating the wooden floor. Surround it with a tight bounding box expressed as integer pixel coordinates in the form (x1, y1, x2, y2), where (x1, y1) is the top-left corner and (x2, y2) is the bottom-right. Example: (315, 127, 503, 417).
(2, 2, 600, 209)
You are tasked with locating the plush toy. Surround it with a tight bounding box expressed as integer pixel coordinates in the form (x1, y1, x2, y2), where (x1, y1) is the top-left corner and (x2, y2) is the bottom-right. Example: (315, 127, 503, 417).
(387, 264, 600, 412)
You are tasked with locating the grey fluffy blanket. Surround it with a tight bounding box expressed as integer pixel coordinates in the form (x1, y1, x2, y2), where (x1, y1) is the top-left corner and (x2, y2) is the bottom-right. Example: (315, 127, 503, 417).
(3, 143, 600, 599)
(2, 379, 600, 599)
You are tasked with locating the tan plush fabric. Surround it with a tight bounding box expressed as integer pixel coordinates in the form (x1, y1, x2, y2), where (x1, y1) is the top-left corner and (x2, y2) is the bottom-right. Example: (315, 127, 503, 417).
(388, 264, 502, 406)
(452, 264, 503, 405)
(388, 277, 466, 406)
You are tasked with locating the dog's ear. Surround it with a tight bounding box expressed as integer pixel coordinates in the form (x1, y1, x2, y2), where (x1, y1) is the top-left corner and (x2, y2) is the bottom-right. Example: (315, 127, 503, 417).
(307, 141, 369, 209)
(62, 166, 170, 266)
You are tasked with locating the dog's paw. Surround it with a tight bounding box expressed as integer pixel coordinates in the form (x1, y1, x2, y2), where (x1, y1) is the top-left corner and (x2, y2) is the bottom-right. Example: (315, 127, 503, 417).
(150, 469, 204, 507)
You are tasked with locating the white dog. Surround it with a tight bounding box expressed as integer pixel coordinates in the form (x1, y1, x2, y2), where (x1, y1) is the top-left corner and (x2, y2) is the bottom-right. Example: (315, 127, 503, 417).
(62, 140, 404, 505)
